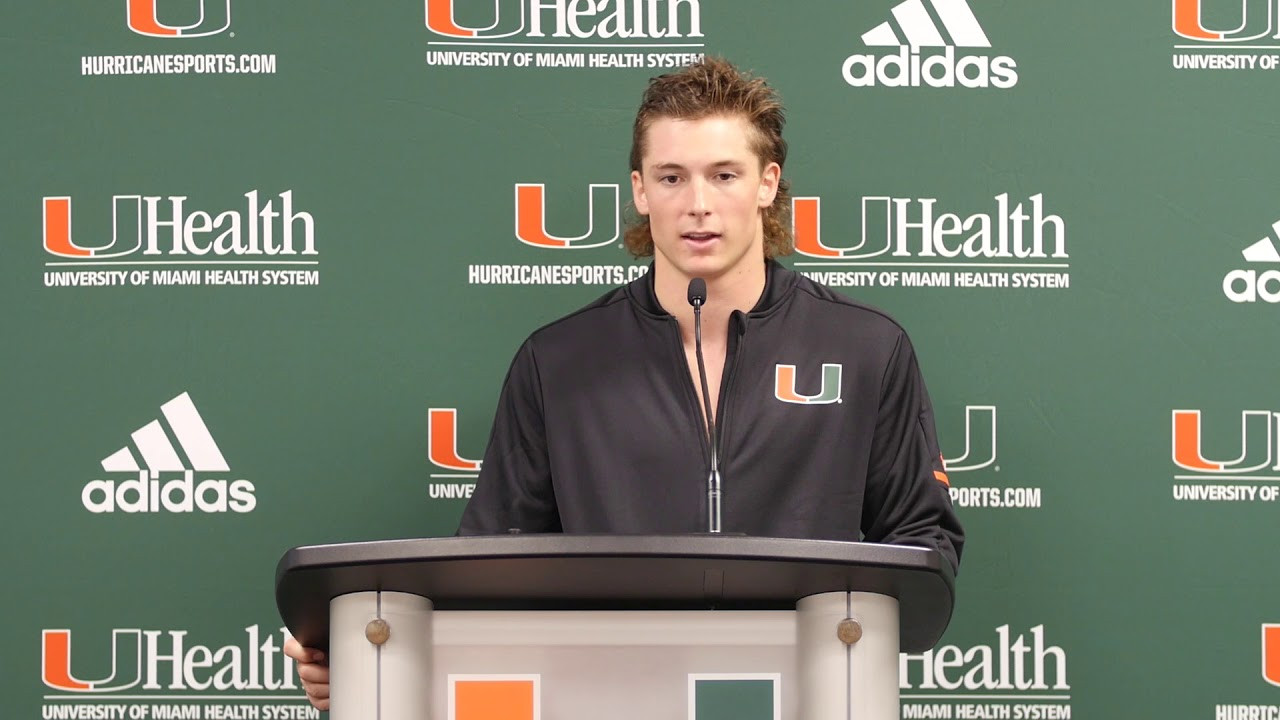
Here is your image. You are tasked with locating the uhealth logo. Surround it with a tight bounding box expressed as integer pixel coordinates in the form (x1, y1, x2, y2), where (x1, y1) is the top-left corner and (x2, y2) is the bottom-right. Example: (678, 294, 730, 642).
(1223, 222, 1280, 303)
(43, 192, 319, 288)
(42, 625, 297, 693)
(515, 184, 620, 249)
(843, 0, 1017, 88)
(424, 0, 706, 69)
(80, 392, 255, 513)
(791, 194, 1070, 291)
(127, 0, 231, 38)
(426, 0, 704, 40)
(43, 192, 315, 260)
(793, 194, 1064, 261)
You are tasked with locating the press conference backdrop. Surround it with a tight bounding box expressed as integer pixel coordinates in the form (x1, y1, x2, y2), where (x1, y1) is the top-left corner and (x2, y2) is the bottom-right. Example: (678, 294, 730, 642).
(5, 1, 1280, 718)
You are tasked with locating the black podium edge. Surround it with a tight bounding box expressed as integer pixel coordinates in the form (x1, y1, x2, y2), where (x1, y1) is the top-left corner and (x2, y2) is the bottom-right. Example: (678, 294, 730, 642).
(275, 534, 955, 652)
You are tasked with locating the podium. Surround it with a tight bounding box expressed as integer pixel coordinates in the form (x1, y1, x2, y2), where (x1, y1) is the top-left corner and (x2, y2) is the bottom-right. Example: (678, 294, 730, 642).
(275, 534, 954, 719)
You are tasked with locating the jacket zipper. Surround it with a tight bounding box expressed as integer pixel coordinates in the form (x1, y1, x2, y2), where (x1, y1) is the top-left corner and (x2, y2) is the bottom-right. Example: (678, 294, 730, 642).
(669, 319, 712, 466)
(715, 311, 748, 478)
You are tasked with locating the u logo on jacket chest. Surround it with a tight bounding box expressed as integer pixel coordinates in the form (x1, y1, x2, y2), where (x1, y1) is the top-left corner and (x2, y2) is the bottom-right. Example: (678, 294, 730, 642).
(774, 364, 843, 405)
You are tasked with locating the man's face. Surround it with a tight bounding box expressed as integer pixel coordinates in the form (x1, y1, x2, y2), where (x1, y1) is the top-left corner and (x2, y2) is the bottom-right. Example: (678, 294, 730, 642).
(631, 114, 781, 284)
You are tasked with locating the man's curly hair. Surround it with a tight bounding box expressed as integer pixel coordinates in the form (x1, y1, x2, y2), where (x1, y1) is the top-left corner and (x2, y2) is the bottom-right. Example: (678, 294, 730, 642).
(625, 57, 793, 259)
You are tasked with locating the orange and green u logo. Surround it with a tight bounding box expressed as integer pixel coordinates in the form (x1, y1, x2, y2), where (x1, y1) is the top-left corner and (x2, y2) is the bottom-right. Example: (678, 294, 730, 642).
(1173, 0, 1274, 41)
(428, 408, 482, 473)
(774, 364, 842, 405)
(42, 629, 142, 692)
(128, 0, 231, 38)
(427, 0, 527, 39)
(1265, 624, 1280, 687)
(43, 196, 144, 259)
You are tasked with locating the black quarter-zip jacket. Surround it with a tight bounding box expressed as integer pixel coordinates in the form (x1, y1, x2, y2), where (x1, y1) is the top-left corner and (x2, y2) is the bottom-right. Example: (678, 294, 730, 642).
(458, 260, 964, 573)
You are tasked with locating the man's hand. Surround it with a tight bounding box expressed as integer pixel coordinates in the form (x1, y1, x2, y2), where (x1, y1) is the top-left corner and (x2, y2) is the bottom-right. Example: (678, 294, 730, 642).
(283, 636, 329, 711)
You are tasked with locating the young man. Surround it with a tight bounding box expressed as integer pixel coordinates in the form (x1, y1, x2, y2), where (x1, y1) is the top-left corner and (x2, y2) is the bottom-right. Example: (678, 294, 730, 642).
(285, 57, 963, 710)
(456, 57, 961, 559)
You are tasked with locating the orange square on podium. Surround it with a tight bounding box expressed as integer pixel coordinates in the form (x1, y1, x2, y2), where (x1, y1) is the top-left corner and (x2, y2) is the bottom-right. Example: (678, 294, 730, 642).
(452, 677, 537, 720)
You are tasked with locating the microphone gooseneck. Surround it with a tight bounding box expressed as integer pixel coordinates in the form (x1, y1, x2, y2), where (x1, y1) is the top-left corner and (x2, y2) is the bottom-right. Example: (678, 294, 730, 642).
(687, 278, 721, 533)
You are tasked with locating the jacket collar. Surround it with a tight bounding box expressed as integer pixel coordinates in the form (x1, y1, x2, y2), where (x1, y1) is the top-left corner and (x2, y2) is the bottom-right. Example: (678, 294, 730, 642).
(626, 259, 798, 319)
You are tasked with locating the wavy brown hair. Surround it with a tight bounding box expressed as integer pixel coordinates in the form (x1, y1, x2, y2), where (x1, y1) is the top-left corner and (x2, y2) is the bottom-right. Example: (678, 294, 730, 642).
(625, 57, 793, 259)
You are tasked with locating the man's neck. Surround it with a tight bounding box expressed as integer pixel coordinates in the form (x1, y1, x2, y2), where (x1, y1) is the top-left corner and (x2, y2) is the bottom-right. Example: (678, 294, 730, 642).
(654, 260, 767, 345)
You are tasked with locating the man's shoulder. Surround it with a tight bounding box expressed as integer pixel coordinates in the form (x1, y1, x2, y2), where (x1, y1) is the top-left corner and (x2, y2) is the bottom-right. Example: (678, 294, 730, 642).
(524, 283, 639, 348)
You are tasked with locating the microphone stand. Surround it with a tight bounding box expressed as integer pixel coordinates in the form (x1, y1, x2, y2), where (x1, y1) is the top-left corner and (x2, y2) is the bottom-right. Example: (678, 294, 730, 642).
(687, 278, 721, 533)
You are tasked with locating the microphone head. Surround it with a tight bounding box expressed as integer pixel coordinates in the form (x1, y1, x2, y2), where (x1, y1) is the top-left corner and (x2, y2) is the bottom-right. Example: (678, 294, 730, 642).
(687, 277, 707, 307)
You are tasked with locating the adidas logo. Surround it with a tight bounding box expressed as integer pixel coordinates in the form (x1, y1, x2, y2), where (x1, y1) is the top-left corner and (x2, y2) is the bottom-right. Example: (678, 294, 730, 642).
(1242, 230, 1280, 263)
(1223, 221, 1280, 303)
(81, 392, 256, 513)
(841, 0, 1018, 89)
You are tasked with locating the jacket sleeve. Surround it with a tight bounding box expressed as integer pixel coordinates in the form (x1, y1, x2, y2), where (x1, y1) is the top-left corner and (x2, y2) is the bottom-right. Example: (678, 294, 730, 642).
(456, 338, 562, 535)
(861, 332, 964, 574)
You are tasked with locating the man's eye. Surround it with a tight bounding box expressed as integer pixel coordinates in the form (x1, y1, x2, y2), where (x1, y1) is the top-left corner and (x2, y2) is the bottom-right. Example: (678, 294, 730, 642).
(715, 173, 737, 181)
(659, 175, 680, 184)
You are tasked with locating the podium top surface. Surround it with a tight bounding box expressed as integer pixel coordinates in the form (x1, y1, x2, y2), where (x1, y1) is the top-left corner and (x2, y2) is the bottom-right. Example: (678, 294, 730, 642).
(275, 534, 955, 652)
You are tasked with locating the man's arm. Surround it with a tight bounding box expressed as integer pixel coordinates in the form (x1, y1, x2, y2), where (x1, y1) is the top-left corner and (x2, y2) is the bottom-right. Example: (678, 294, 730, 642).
(861, 332, 964, 574)
(456, 338, 562, 534)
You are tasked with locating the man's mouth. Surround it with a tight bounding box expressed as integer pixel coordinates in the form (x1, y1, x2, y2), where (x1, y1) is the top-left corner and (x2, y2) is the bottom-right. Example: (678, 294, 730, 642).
(682, 232, 721, 243)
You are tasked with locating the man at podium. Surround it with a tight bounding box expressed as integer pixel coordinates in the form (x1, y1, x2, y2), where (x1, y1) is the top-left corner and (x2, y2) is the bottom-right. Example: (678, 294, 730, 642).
(285, 57, 963, 711)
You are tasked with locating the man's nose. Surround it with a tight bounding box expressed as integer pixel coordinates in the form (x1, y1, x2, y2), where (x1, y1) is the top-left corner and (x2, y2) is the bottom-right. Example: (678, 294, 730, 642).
(688, 178, 710, 216)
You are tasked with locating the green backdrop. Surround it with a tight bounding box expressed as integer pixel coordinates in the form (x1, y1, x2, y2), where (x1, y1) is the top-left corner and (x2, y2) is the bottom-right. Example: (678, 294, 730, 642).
(6, 1, 1280, 717)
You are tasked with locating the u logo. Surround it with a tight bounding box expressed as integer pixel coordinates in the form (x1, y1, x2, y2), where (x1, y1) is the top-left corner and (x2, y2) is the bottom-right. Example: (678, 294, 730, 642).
(43, 196, 144, 259)
(1172, 409, 1276, 473)
(943, 405, 997, 472)
(775, 364, 843, 405)
(1264, 624, 1280, 687)
(128, 0, 232, 38)
(42, 629, 142, 692)
(426, 0, 527, 39)
(428, 408, 482, 472)
(514, 184, 620, 249)
(791, 196, 893, 260)
(1173, 0, 1275, 41)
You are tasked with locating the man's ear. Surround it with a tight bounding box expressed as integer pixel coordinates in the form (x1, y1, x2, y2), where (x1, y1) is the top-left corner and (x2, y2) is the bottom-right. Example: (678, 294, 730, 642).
(758, 162, 781, 208)
(631, 170, 649, 215)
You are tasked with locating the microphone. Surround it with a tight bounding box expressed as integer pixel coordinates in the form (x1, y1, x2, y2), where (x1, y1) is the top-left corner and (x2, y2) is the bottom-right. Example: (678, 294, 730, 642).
(686, 277, 705, 307)
(687, 278, 722, 533)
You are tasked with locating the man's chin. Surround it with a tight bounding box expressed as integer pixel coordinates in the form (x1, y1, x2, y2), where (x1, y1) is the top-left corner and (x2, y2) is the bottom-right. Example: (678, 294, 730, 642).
(662, 258, 726, 282)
